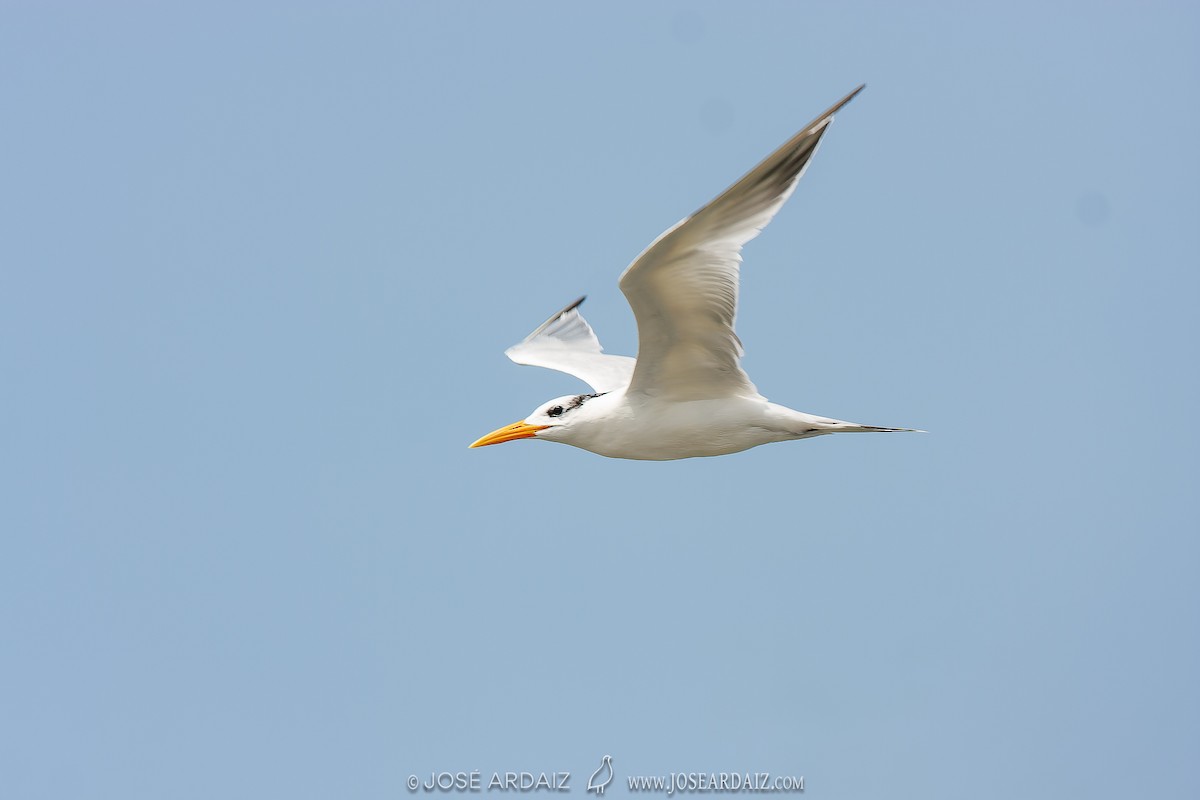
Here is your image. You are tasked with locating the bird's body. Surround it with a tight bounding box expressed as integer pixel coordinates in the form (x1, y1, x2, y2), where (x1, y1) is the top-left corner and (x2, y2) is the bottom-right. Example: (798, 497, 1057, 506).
(471, 85, 920, 460)
(534, 391, 879, 461)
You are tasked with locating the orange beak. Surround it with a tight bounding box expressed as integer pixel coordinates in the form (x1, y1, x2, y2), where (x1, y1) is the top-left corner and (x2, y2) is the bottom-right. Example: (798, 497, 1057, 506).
(469, 420, 550, 449)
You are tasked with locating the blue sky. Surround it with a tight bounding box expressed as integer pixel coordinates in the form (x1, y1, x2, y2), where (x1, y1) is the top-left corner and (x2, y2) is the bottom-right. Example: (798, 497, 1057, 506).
(2, 3, 1197, 799)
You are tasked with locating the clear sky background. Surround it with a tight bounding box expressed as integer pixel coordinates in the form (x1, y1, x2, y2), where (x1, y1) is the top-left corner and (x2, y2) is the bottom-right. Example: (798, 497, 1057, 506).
(2, 3, 1197, 799)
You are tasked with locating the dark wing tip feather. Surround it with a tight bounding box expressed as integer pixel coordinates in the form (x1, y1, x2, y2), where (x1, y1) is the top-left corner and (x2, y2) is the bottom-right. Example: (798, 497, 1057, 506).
(822, 84, 866, 121)
(524, 295, 588, 341)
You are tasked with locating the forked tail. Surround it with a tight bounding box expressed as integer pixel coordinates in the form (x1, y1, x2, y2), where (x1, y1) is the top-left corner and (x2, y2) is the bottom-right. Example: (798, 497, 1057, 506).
(794, 410, 925, 435)
(826, 423, 924, 433)
(770, 405, 924, 438)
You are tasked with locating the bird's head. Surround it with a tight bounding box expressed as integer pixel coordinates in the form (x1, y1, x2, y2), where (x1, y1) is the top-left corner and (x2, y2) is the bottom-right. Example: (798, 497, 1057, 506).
(469, 392, 608, 449)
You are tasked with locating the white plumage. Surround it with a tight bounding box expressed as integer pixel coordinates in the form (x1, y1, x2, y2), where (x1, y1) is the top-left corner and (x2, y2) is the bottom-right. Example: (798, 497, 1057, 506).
(471, 85, 920, 460)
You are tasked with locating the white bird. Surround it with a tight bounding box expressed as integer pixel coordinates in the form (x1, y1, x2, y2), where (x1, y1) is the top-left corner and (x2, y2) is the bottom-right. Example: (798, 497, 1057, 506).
(587, 755, 614, 795)
(470, 85, 918, 460)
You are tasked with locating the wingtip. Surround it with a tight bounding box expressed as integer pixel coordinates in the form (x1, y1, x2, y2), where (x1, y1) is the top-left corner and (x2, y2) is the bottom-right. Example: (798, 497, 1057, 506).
(826, 84, 866, 117)
(523, 295, 589, 341)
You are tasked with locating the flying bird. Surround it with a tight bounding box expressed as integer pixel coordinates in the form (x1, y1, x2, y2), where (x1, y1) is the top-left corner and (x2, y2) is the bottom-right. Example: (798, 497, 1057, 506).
(470, 85, 918, 460)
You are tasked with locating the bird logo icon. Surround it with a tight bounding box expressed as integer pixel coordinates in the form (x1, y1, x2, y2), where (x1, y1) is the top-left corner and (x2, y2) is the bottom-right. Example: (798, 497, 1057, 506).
(587, 755, 614, 795)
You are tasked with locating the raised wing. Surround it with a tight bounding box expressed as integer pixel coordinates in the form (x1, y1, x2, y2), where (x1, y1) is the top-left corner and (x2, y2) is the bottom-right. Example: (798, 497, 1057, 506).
(504, 297, 636, 393)
(619, 85, 864, 401)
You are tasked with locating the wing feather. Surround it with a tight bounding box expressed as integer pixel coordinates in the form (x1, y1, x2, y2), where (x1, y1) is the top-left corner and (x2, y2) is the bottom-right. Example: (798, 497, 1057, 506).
(504, 297, 635, 393)
(618, 85, 864, 401)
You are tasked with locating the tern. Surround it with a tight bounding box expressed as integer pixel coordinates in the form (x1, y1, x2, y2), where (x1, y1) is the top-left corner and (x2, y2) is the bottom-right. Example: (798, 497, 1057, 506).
(470, 85, 918, 460)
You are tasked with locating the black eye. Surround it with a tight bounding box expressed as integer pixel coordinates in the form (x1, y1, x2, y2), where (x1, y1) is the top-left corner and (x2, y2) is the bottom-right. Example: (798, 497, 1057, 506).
(547, 405, 564, 418)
